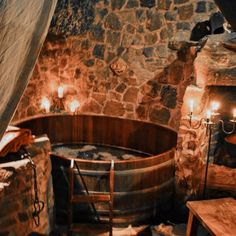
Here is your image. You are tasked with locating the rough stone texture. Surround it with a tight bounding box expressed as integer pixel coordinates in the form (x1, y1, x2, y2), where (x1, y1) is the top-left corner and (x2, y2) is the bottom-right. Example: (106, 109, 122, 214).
(174, 0, 188, 4)
(150, 106, 170, 124)
(14, 0, 217, 131)
(103, 100, 125, 116)
(105, 13, 122, 30)
(178, 4, 194, 21)
(0, 137, 53, 235)
(126, 0, 139, 8)
(160, 85, 177, 108)
(147, 13, 163, 31)
(195, 33, 236, 87)
(140, 0, 156, 8)
(158, 0, 172, 10)
(176, 33, 236, 199)
(111, 0, 126, 10)
(123, 87, 139, 103)
(196, 1, 207, 13)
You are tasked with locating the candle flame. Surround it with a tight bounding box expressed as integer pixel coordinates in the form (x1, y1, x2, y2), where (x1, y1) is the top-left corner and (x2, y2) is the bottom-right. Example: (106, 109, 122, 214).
(189, 99, 194, 113)
(58, 86, 64, 98)
(233, 108, 236, 118)
(69, 99, 80, 113)
(40, 97, 50, 113)
(211, 101, 220, 111)
(206, 109, 212, 119)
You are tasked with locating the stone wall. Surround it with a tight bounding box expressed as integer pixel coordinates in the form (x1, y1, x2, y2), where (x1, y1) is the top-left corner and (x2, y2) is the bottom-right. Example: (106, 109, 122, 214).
(14, 0, 217, 131)
(175, 33, 236, 200)
(0, 137, 53, 235)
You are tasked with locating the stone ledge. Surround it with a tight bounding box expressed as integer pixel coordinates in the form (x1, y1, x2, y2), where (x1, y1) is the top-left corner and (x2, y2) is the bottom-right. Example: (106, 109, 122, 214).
(0, 136, 53, 235)
(195, 33, 236, 87)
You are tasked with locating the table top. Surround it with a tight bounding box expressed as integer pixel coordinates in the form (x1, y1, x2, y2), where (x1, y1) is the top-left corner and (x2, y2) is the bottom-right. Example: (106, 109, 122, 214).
(187, 198, 236, 236)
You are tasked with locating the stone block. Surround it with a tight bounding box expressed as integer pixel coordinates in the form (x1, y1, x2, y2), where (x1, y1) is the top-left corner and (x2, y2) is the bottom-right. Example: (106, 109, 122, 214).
(81, 99, 102, 113)
(98, 8, 108, 19)
(81, 39, 91, 50)
(105, 13, 122, 30)
(136, 9, 146, 22)
(90, 24, 105, 41)
(176, 22, 191, 30)
(147, 13, 163, 31)
(149, 106, 170, 124)
(132, 34, 143, 45)
(106, 30, 121, 47)
(160, 85, 177, 108)
(158, 0, 172, 10)
(126, 24, 136, 34)
(119, 10, 137, 24)
(123, 87, 139, 103)
(160, 24, 174, 40)
(156, 45, 168, 58)
(111, 0, 126, 10)
(165, 11, 178, 21)
(18, 212, 29, 222)
(145, 33, 158, 45)
(136, 105, 148, 119)
(109, 91, 122, 101)
(103, 101, 125, 116)
(168, 61, 184, 84)
(122, 33, 135, 47)
(93, 44, 105, 59)
(145, 79, 161, 97)
(116, 83, 127, 93)
(178, 4, 194, 20)
(91, 93, 106, 105)
(143, 47, 155, 58)
(174, 0, 188, 4)
(106, 52, 116, 63)
(140, 0, 155, 8)
(208, 2, 217, 11)
(126, 0, 139, 8)
(83, 59, 95, 67)
(196, 1, 206, 13)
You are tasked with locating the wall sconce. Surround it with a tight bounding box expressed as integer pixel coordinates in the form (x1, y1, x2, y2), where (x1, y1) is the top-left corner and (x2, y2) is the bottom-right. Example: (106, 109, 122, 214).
(54, 85, 65, 112)
(188, 99, 236, 198)
(40, 85, 80, 115)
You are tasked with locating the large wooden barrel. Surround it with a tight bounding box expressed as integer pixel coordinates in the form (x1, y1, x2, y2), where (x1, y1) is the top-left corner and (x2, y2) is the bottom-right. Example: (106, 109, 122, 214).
(16, 114, 177, 226)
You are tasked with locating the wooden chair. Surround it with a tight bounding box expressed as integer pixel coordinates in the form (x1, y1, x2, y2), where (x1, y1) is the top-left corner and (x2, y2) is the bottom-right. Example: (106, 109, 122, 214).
(68, 159, 114, 236)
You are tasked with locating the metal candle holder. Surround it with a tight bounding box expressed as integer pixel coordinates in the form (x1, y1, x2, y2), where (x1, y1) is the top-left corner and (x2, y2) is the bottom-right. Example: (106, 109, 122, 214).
(188, 110, 236, 199)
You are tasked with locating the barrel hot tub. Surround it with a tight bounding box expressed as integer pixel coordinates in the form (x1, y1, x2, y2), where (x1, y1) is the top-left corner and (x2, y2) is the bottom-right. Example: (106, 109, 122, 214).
(16, 114, 177, 226)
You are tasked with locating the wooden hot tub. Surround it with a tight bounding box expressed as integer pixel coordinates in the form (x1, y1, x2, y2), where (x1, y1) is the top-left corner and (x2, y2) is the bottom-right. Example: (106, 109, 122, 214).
(16, 114, 177, 226)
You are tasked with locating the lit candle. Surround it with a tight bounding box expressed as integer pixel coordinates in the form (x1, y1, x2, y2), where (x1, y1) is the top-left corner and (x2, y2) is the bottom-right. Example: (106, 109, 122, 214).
(57, 86, 64, 98)
(189, 99, 194, 113)
(69, 99, 80, 113)
(41, 97, 50, 113)
(233, 108, 236, 119)
(211, 101, 220, 112)
(206, 110, 212, 120)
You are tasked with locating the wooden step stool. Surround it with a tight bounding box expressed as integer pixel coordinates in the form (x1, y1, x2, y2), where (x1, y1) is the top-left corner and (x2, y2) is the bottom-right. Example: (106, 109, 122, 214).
(68, 159, 114, 236)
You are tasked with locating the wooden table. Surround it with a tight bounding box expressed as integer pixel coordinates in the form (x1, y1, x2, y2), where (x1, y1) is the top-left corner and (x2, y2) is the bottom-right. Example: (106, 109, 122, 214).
(186, 198, 236, 236)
